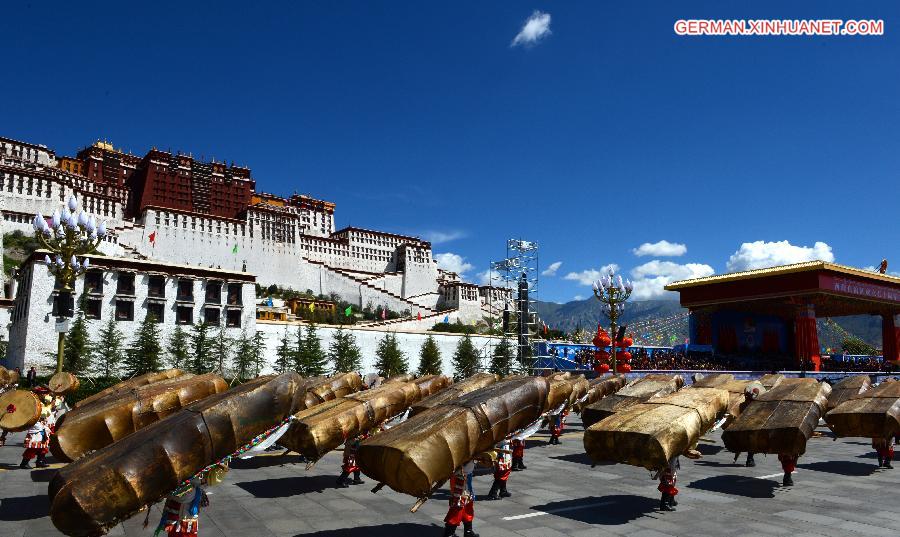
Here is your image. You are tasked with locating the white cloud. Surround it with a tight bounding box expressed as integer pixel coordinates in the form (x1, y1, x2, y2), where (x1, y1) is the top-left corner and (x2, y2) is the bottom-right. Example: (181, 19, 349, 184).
(726, 240, 835, 272)
(632, 240, 687, 257)
(435, 253, 474, 277)
(573, 295, 585, 301)
(563, 263, 620, 286)
(542, 261, 563, 276)
(629, 260, 715, 300)
(422, 230, 466, 245)
(511, 10, 552, 47)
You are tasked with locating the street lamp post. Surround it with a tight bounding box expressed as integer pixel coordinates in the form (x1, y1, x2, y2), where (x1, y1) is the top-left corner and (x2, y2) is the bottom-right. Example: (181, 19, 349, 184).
(32, 195, 107, 373)
(592, 272, 633, 373)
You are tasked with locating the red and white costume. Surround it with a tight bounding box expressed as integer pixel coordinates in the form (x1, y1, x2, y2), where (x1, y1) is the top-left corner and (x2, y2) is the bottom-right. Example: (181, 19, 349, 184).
(22, 420, 49, 461)
(444, 462, 475, 526)
(873, 436, 895, 464)
(342, 438, 361, 474)
(494, 439, 511, 483)
(156, 482, 204, 537)
(654, 459, 679, 497)
(778, 453, 798, 474)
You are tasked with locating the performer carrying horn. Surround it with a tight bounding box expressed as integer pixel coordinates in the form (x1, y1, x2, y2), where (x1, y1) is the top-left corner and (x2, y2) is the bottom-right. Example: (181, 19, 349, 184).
(443, 461, 479, 537)
(336, 435, 366, 487)
(548, 411, 563, 445)
(778, 453, 798, 486)
(154, 464, 228, 537)
(485, 439, 513, 500)
(652, 456, 680, 512)
(731, 384, 763, 467)
(873, 436, 894, 469)
(510, 438, 526, 471)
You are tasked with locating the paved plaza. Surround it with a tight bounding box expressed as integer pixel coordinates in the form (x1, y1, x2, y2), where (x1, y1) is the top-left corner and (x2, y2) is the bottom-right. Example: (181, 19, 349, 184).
(1, 416, 898, 537)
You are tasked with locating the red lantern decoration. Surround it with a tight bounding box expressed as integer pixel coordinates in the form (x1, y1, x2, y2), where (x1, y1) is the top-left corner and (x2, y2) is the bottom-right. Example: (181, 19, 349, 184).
(617, 363, 631, 373)
(623, 336, 634, 348)
(619, 351, 632, 363)
(598, 363, 610, 374)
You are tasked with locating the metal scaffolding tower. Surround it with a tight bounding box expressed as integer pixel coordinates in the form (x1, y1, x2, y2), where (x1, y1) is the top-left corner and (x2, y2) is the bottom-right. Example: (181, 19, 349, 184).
(487, 239, 540, 371)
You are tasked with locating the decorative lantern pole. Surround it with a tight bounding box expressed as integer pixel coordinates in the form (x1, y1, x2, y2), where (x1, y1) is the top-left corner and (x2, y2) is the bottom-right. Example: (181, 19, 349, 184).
(32, 195, 107, 373)
(592, 272, 633, 374)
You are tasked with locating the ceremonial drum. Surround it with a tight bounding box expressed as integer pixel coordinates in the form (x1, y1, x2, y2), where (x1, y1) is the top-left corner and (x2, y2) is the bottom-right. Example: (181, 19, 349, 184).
(49, 372, 80, 395)
(0, 390, 43, 432)
(0, 366, 20, 388)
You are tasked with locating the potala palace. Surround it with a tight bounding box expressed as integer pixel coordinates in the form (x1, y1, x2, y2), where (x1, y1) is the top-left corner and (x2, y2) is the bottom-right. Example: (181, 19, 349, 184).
(0, 135, 509, 371)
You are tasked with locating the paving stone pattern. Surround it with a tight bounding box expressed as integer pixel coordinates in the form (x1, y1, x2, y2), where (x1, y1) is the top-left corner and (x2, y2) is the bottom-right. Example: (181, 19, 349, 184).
(1, 416, 898, 536)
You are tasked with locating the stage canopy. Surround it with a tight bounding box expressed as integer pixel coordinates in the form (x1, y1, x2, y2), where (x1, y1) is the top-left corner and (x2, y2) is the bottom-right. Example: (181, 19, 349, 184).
(665, 261, 900, 369)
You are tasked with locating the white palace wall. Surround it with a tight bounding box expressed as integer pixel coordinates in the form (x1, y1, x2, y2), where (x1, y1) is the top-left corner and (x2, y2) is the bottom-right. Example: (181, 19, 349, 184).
(255, 321, 502, 378)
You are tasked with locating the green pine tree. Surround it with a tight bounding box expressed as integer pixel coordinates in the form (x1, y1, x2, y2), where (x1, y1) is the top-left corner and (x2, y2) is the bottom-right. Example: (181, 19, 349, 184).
(329, 326, 362, 373)
(92, 316, 123, 377)
(296, 323, 328, 376)
(124, 314, 163, 376)
(417, 335, 442, 375)
(489, 338, 515, 377)
(275, 328, 293, 374)
(63, 311, 92, 375)
(211, 326, 233, 376)
(252, 331, 266, 377)
(167, 326, 191, 370)
(452, 334, 481, 380)
(374, 332, 408, 378)
(189, 322, 211, 374)
(232, 330, 255, 381)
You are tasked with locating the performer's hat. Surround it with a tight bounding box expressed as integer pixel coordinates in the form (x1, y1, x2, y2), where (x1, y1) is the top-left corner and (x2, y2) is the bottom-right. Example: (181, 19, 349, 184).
(205, 464, 230, 486)
(744, 381, 765, 399)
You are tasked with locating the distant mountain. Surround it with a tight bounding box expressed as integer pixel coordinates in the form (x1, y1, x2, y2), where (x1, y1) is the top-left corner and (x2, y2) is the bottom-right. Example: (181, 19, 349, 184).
(535, 298, 688, 345)
(536, 297, 883, 349)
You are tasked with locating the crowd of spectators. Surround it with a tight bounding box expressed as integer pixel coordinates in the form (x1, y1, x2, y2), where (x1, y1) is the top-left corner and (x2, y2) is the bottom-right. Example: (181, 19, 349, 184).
(628, 348, 738, 371)
(548, 345, 896, 373)
(815, 355, 893, 373)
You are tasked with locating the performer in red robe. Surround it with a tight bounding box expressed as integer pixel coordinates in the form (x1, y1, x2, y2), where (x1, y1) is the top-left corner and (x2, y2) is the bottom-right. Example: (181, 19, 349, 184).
(873, 436, 894, 469)
(443, 461, 478, 537)
(154, 464, 228, 537)
(486, 439, 513, 500)
(652, 456, 679, 511)
(336, 435, 365, 487)
(511, 438, 526, 471)
(20, 417, 49, 469)
(778, 453, 798, 486)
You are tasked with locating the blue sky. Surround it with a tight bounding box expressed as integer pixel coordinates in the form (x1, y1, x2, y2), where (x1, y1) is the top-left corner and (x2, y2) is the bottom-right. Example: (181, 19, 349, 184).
(2, 2, 898, 303)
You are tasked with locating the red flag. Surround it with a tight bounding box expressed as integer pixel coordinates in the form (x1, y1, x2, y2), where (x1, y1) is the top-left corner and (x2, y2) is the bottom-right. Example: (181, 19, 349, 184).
(381, 307, 387, 320)
(148, 231, 157, 247)
(544, 322, 549, 334)
(417, 311, 422, 321)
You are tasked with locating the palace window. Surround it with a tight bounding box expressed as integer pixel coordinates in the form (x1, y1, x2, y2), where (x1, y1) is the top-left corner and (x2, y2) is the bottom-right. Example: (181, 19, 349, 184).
(84, 271, 104, 295)
(116, 273, 135, 296)
(148, 275, 165, 298)
(226, 283, 242, 306)
(177, 279, 194, 301)
(115, 300, 134, 321)
(176, 306, 193, 325)
(226, 309, 241, 328)
(205, 282, 222, 304)
(204, 307, 220, 326)
(147, 302, 165, 323)
(84, 299, 102, 320)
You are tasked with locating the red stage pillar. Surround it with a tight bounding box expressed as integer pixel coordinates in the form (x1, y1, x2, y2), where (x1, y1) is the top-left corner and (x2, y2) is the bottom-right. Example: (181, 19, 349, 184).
(882, 314, 899, 364)
(794, 306, 820, 371)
